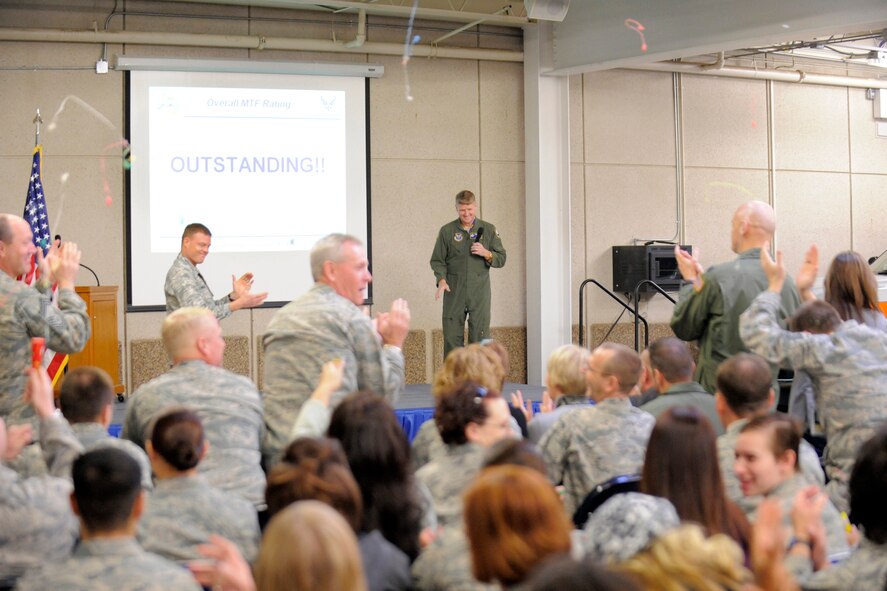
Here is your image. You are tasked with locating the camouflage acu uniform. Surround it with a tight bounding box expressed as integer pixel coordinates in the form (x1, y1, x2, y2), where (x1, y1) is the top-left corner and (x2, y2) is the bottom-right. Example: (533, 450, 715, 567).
(415, 443, 486, 528)
(14, 538, 201, 591)
(527, 395, 589, 446)
(718, 417, 824, 514)
(164, 253, 231, 321)
(670, 248, 800, 393)
(138, 475, 259, 564)
(740, 290, 887, 513)
(411, 420, 445, 471)
(798, 538, 887, 590)
(6, 422, 154, 489)
(0, 416, 82, 586)
(411, 524, 497, 591)
(0, 274, 89, 424)
(539, 397, 655, 517)
(122, 359, 266, 508)
(763, 475, 850, 564)
(262, 283, 404, 466)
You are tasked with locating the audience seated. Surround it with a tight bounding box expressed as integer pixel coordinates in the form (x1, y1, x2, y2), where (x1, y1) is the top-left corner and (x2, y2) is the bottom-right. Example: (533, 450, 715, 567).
(122, 307, 266, 508)
(793, 426, 887, 590)
(138, 408, 260, 563)
(516, 344, 589, 445)
(0, 368, 80, 588)
(639, 337, 724, 435)
(640, 406, 749, 550)
(481, 340, 529, 437)
(714, 353, 824, 514)
(584, 492, 748, 590)
(411, 436, 549, 591)
(327, 391, 426, 561)
(412, 345, 506, 469)
(539, 343, 655, 516)
(628, 348, 658, 407)
(734, 414, 850, 563)
(523, 555, 641, 591)
(617, 524, 751, 591)
(416, 381, 513, 528)
(266, 437, 411, 591)
(258, 502, 368, 591)
(16, 448, 201, 591)
(464, 465, 572, 588)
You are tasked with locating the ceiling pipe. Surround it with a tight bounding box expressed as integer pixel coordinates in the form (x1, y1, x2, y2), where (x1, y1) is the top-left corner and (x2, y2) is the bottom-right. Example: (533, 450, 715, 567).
(161, 0, 529, 27)
(0, 27, 523, 62)
(344, 8, 366, 49)
(633, 59, 887, 89)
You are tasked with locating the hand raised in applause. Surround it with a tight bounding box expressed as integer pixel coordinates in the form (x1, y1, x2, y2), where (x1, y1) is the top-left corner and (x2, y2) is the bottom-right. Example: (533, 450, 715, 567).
(377, 298, 411, 348)
(510, 390, 533, 423)
(41, 241, 81, 290)
(189, 535, 256, 591)
(795, 244, 819, 302)
(760, 242, 786, 294)
(674, 244, 704, 283)
(231, 273, 255, 299)
(309, 358, 345, 408)
(24, 366, 56, 420)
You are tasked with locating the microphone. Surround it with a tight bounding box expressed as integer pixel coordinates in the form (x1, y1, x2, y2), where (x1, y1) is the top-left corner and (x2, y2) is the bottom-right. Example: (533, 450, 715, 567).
(475, 227, 484, 242)
(57, 234, 101, 285)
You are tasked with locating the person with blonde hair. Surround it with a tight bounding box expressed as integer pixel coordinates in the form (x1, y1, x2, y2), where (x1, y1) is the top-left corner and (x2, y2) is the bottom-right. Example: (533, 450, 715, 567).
(256, 502, 368, 591)
(617, 524, 750, 591)
(412, 344, 506, 469)
(464, 465, 572, 588)
(190, 501, 369, 591)
(122, 306, 266, 508)
(517, 344, 590, 445)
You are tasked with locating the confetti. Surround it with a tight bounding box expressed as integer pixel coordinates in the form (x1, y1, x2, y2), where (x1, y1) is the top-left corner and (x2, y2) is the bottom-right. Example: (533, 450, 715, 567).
(401, 0, 420, 101)
(624, 18, 648, 52)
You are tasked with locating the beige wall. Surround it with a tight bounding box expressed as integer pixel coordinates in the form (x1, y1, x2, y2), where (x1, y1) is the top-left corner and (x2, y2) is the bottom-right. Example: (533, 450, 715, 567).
(0, 2, 524, 389)
(3, 3, 885, 389)
(572, 68, 887, 336)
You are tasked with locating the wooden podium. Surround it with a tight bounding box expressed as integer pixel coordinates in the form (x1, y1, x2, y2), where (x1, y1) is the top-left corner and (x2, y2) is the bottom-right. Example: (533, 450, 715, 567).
(67, 286, 124, 397)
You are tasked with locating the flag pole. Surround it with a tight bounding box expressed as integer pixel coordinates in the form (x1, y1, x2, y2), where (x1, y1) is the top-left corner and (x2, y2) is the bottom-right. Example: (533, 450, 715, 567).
(32, 108, 42, 147)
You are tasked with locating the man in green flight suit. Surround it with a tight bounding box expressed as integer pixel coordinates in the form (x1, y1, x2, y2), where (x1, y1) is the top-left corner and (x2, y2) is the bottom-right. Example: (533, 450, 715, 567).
(430, 190, 506, 359)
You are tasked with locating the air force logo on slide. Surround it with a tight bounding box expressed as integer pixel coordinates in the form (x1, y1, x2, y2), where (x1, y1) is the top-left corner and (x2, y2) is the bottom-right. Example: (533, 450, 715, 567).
(454, 232, 464, 242)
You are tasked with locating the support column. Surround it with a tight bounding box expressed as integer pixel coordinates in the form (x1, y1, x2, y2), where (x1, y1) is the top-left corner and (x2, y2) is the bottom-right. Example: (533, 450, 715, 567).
(523, 22, 572, 384)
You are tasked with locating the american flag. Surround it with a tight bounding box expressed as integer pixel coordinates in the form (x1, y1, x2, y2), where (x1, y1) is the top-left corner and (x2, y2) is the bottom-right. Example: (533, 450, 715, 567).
(22, 145, 68, 384)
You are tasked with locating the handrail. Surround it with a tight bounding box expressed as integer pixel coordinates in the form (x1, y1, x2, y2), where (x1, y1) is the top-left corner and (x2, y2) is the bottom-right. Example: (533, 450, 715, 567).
(578, 278, 648, 350)
(632, 279, 678, 351)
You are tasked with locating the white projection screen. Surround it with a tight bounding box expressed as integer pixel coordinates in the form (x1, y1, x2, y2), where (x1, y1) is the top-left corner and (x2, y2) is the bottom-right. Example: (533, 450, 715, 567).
(124, 59, 380, 310)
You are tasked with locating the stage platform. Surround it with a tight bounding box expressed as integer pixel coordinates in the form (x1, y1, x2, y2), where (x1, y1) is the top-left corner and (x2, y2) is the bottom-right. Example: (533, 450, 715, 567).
(110, 382, 546, 442)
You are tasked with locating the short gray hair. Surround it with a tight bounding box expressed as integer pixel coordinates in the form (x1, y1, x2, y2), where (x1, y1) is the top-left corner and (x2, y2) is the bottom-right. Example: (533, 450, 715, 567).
(310, 233, 362, 281)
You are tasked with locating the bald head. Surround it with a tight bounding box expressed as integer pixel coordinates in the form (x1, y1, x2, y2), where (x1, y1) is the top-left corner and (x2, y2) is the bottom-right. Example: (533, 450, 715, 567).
(731, 200, 775, 253)
(162, 307, 225, 366)
(0, 214, 36, 278)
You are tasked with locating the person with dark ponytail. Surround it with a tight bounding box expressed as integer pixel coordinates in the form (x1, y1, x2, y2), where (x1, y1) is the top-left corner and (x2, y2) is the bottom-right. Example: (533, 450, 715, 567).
(138, 407, 260, 564)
